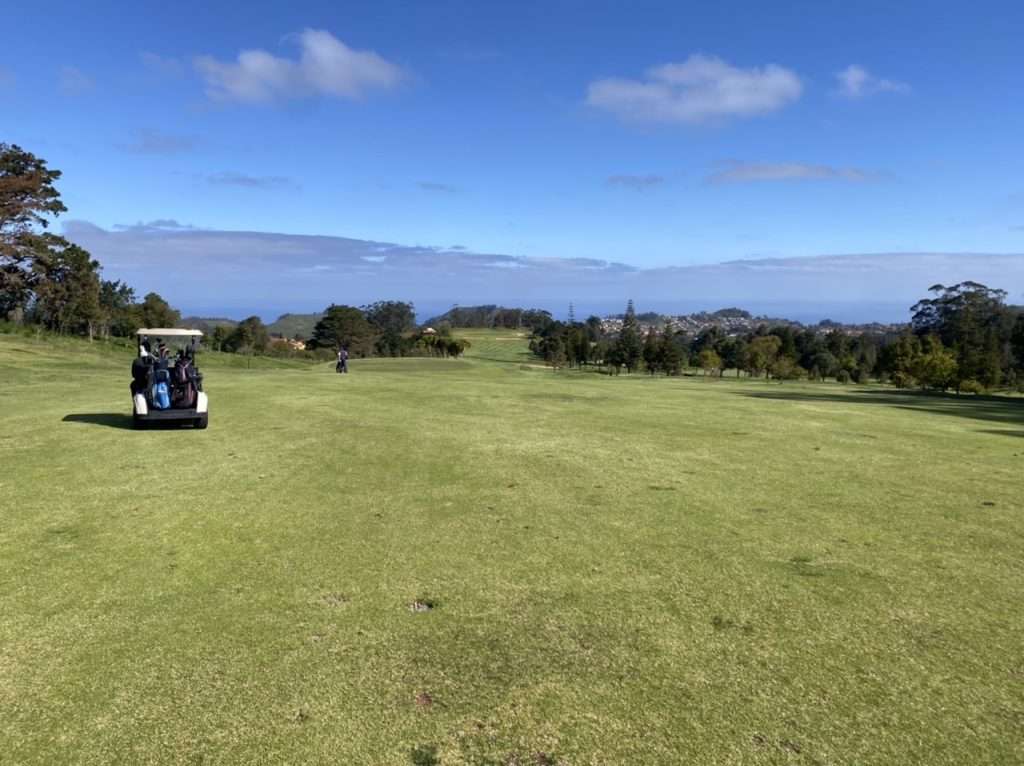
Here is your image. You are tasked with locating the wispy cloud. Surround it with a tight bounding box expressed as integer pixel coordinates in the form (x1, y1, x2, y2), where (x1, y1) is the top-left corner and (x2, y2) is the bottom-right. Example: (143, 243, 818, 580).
(417, 181, 458, 193)
(835, 65, 909, 99)
(586, 54, 802, 124)
(194, 28, 403, 104)
(113, 219, 198, 232)
(140, 52, 185, 78)
(118, 128, 199, 155)
(63, 220, 1024, 323)
(706, 161, 874, 185)
(607, 174, 665, 190)
(59, 66, 95, 95)
(208, 171, 292, 189)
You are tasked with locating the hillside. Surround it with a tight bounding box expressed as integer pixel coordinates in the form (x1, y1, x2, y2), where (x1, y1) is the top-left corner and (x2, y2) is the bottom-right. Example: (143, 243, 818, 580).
(267, 312, 323, 339)
(178, 316, 238, 333)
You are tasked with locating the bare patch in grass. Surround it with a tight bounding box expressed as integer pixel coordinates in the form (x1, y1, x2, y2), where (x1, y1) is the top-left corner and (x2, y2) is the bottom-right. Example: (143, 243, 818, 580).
(316, 592, 349, 608)
(415, 691, 434, 708)
(711, 615, 754, 635)
(648, 485, 676, 491)
(410, 745, 439, 766)
(789, 555, 826, 577)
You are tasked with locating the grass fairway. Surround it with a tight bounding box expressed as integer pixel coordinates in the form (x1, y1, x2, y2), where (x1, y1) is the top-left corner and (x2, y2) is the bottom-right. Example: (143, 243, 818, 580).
(1, 330, 1022, 765)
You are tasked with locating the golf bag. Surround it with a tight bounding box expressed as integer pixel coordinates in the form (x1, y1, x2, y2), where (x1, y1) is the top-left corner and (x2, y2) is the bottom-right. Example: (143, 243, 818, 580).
(171, 359, 197, 408)
(152, 369, 171, 410)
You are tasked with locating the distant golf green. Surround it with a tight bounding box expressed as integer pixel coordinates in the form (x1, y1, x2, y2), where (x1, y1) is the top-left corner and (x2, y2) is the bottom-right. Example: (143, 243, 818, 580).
(1, 329, 1022, 765)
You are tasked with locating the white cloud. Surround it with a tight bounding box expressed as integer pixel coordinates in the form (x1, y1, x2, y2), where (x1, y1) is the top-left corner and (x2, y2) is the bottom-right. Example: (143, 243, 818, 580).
(62, 220, 1024, 323)
(113, 219, 197, 232)
(208, 172, 292, 189)
(59, 66, 95, 95)
(835, 65, 909, 99)
(586, 54, 802, 124)
(707, 161, 873, 184)
(194, 29, 403, 104)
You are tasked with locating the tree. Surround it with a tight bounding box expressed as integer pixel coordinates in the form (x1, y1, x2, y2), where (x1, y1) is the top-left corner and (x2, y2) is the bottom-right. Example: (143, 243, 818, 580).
(544, 336, 567, 369)
(98, 280, 138, 337)
(210, 324, 230, 352)
(877, 330, 921, 386)
(612, 299, 642, 373)
(658, 326, 684, 376)
(911, 335, 958, 391)
(223, 316, 270, 354)
(642, 329, 660, 374)
(770, 355, 805, 381)
(1012, 314, 1024, 380)
(310, 304, 377, 355)
(745, 335, 782, 378)
(30, 240, 101, 337)
(364, 300, 415, 356)
(1, 144, 69, 321)
(139, 292, 180, 328)
(718, 336, 746, 377)
(911, 282, 1012, 391)
(810, 351, 839, 381)
(697, 348, 721, 377)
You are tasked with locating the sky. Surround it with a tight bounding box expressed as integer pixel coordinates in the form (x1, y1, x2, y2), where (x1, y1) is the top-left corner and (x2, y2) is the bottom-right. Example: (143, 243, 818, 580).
(3, 0, 1024, 320)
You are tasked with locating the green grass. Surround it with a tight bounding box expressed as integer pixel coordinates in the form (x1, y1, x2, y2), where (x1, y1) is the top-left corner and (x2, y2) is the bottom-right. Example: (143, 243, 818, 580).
(1, 330, 1022, 765)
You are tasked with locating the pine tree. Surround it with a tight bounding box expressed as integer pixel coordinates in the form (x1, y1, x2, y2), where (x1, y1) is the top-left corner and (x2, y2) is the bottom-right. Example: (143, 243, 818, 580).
(658, 327, 684, 376)
(642, 328, 660, 374)
(614, 299, 642, 373)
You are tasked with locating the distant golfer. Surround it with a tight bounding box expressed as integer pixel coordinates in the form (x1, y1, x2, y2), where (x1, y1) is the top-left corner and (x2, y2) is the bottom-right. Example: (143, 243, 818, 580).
(336, 347, 349, 374)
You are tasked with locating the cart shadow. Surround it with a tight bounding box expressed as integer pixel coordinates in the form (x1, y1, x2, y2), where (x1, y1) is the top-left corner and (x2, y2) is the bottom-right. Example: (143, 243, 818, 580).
(62, 413, 136, 430)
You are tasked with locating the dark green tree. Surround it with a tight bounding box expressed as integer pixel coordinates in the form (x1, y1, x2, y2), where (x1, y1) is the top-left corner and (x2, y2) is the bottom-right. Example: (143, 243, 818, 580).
(1012, 313, 1024, 380)
(310, 304, 377, 355)
(658, 326, 684, 376)
(0, 144, 68, 321)
(139, 292, 180, 328)
(98, 279, 138, 337)
(223, 316, 270, 354)
(364, 300, 415, 356)
(31, 240, 102, 337)
(613, 299, 642, 373)
(718, 336, 746, 377)
(642, 328, 660, 374)
(911, 282, 1011, 391)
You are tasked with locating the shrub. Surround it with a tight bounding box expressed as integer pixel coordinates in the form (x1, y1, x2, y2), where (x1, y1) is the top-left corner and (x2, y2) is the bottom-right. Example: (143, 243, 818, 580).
(958, 379, 985, 395)
(836, 369, 852, 384)
(891, 371, 917, 389)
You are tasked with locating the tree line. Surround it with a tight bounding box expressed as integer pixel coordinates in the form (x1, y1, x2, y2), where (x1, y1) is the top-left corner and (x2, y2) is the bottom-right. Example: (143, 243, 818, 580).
(1, 143, 183, 337)
(1, 144, 468, 362)
(531, 290, 1024, 393)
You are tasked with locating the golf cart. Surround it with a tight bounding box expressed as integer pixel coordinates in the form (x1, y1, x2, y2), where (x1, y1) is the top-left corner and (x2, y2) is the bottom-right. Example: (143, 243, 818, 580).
(130, 328, 208, 429)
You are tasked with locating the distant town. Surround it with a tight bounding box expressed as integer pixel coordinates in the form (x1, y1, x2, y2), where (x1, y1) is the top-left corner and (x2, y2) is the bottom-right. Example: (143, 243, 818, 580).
(598, 307, 905, 338)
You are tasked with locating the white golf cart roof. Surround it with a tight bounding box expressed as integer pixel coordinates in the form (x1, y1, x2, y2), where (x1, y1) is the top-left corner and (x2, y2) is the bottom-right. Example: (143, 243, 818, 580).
(136, 328, 204, 337)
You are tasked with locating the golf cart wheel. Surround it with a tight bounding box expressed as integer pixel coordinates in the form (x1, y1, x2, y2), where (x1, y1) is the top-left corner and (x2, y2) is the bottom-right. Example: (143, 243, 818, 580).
(195, 413, 209, 430)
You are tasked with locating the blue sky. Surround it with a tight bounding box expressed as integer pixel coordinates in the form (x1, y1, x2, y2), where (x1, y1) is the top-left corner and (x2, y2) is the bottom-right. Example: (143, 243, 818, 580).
(3, 0, 1024, 318)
